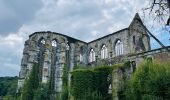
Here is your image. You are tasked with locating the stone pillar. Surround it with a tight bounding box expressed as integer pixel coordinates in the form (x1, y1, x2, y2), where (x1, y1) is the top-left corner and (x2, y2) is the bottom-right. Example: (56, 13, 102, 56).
(68, 43, 75, 98)
(55, 43, 66, 92)
(18, 44, 29, 90)
(112, 69, 123, 100)
(55, 42, 66, 92)
(70, 43, 75, 73)
(42, 38, 52, 83)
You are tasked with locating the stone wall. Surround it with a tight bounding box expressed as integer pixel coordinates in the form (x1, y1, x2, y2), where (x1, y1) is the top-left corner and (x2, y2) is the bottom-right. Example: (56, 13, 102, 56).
(18, 13, 165, 94)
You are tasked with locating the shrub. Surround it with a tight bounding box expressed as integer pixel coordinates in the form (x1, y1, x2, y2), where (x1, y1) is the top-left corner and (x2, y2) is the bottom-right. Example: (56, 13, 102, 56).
(125, 61, 170, 100)
(71, 69, 94, 99)
(93, 66, 113, 98)
(21, 63, 39, 100)
(71, 66, 114, 100)
(33, 83, 50, 100)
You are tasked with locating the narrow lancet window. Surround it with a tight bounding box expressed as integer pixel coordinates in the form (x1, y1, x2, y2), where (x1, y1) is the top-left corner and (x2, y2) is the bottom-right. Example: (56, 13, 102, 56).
(101, 45, 108, 59)
(115, 40, 123, 56)
(89, 49, 95, 62)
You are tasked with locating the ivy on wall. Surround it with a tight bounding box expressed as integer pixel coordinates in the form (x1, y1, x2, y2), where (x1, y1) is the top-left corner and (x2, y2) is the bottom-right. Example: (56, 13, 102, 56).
(71, 69, 94, 99)
(70, 64, 124, 100)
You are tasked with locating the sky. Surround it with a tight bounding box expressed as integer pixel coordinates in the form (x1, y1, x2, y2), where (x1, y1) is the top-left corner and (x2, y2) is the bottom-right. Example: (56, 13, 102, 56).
(0, 0, 170, 76)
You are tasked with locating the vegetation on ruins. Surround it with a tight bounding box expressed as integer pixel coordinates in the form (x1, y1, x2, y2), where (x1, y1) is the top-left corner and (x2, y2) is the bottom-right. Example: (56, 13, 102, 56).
(60, 64, 69, 100)
(21, 63, 40, 100)
(125, 60, 170, 100)
(70, 65, 118, 100)
(1, 59, 170, 100)
(20, 63, 52, 100)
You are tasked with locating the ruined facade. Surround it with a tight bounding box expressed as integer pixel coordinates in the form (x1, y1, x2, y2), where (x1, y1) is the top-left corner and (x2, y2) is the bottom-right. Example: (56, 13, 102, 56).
(18, 13, 169, 93)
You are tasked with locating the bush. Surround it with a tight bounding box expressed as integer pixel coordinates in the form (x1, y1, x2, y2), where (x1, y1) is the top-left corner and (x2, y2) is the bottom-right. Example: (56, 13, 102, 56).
(125, 61, 170, 100)
(71, 69, 94, 99)
(93, 66, 113, 98)
(71, 66, 114, 100)
(33, 83, 50, 100)
(61, 64, 69, 100)
(21, 63, 39, 100)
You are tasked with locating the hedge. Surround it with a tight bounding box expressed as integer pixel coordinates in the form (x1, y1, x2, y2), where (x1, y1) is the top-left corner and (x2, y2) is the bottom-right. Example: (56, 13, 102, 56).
(125, 61, 170, 100)
(71, 69, 95, 99)
(71, 65, 118, 100)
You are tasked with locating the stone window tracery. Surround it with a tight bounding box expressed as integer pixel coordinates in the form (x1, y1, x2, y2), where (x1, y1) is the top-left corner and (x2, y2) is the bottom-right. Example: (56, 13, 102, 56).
(89, 48, 95, 62)
(101, 44, 108, 59)
(38, 38, 46, 47)
(41, 39, 45, 44)
(115, 40, 123, 56)
(52, 40, 57, 47)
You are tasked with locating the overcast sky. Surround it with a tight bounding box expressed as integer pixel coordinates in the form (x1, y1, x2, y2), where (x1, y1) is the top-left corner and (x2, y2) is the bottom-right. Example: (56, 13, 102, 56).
(0, 0, 170, 76)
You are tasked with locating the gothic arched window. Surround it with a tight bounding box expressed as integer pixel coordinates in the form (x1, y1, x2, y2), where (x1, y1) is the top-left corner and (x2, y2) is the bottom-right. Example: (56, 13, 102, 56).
(115, 40, 123, 56)
(101, 45, 108, 59)
(38, 38, 45, 47)
(51, 40, 57, 47)
(66, 44, 69, 50)
(41, 39, 45, 44)
(89, 48, 95, 62)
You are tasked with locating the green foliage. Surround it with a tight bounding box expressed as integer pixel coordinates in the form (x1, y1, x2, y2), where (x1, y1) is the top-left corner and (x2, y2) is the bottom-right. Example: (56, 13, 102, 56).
(3, 95, 15, 100)
(71, 69, 94, 99)
(61, 64, 69, 100)
(33, 83, 50, 100)
(93, 66, 113, 98)
(21, 63, 39, 100)
(125, 61, 170, 100)
(71, 65, 115, 100)
(80, 90, 104, 100)
(0, 76, 18, 96)
(61, 85, 69, 100)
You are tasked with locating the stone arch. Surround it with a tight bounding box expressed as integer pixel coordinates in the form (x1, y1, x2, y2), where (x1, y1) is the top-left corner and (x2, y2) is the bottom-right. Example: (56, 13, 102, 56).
(115, 39, 123, 56)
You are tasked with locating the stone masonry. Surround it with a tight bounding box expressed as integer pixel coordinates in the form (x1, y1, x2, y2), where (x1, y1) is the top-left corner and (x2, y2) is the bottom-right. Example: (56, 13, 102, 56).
(18, 13, 170, 93)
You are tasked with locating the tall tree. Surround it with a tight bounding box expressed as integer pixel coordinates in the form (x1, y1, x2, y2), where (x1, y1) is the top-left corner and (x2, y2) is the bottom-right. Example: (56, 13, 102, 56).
(144, 0, 170, 25)
(21, 63, 39, 100)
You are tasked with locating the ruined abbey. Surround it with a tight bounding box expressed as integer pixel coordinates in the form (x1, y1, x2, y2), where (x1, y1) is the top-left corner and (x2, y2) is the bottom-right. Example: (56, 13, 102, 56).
(18, 13, 170, 94)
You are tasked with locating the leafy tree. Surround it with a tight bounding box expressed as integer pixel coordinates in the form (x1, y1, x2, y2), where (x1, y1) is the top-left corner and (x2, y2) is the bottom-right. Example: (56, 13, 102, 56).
(33, 83, 50, 100)
(21, 63, 39, 100)
(126, 61, 170, 100)
(0, 76, 18, 97)
(61, 64, 69, 100)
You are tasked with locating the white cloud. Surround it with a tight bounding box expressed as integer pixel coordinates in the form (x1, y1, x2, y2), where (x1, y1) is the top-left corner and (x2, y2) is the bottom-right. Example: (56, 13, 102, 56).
(0, 33, 24, 76)
(0, 0, 170, 76)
